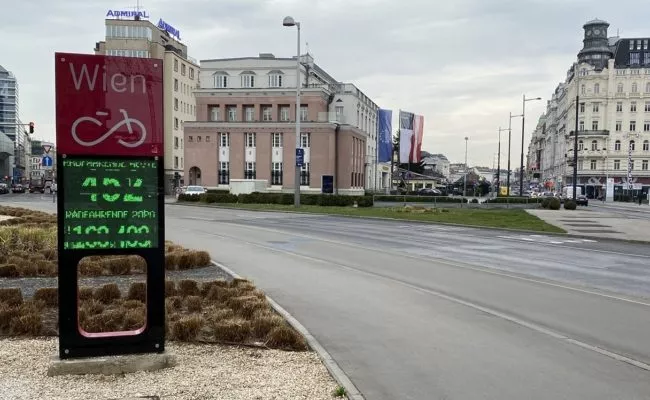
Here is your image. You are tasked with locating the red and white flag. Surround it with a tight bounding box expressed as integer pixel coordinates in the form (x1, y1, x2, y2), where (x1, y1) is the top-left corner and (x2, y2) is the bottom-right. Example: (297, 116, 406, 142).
(399, 111, 424, 163)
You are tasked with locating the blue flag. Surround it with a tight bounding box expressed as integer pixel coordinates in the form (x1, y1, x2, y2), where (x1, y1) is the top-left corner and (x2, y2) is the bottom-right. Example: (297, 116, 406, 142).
(377, 109, 393, 162)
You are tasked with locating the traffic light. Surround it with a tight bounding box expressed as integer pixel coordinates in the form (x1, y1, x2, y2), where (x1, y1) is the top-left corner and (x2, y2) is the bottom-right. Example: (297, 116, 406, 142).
(29, 122, 34, 134)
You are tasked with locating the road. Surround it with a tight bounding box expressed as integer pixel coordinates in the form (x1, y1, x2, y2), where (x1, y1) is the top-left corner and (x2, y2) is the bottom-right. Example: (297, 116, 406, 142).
(3, 194, 650, 399)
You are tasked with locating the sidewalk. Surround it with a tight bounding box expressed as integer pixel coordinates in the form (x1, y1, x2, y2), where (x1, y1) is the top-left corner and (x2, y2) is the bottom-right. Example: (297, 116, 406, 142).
(527, 208, 649, 242)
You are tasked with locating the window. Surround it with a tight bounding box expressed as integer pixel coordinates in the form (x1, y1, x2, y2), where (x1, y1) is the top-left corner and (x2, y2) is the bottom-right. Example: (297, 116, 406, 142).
(592, 103, 599, 113)
(581, 84, 586, 94)
(272, 132, 283, 148)
(617, 102, 623, 112)
(241, 74, 255, 88)
(174, 59, 178, 72)
(219, 132, 230, 147)
(245, 106, 255, 122)
(197, 136, 202, 143)
(643, 160, 649, 170)
(630, 160, 635, 170)
(630, 121, 637, 131)
(615, 140, 621, 151)
(632, 82, 639, 93)
(630, 140, 636, 151)
(645, 122, 650, 132)
(630, 52, 641, 65)
(245, 132, 256, 147)
(579, 103, 585, 113)
(181, 157, 184, 168)
(209, 106, 220, 121)
(592, 120, 599, 130)
(269, 74, 283, 88)
(280, 106, 290, 122)
(300, 163, 310, 186)
(580, 68, 587, 76)
(335, 106, 344, 122)
(645, 40, 649, 50)
(614, 160, 621, 170)
(174, 79, 178, 92)
(174, 137, 179, 149)
(219, 162, 230, 184)
(631, 102, 637, 112)
(174, 117, 179, 130)
(262, 106, 272, 121)
(300, 106, 308, 122)
(271, 162, 283, 185)
(188, 136, 193, 142)
(189, 68, 194, 80)
(646, 83, 650, 93)
(244, 162, 256, 180)
(617, 83, 624, 93)
(579, 120, 584, 131)
(205, 135, 210, 142)
(227, 106, 237, 122)
(590, 159, 597, 170)
(616, 121, 622, 131)
(300, 132, 311, 148)
(174, 98, 179, 111)
(578, 140, 584, 150)
(644, 140, 649, 151)
(594, 83, 600, 94)
(591, 140, 598, 151)
(214, 74, 228, 88)
(577, 160, 583, 170)
(174, 156, 179, 169)
(181, 64, 186, 76)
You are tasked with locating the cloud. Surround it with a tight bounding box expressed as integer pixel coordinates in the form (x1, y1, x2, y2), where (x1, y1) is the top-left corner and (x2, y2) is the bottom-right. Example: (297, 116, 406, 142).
(1, 0, 647, 167)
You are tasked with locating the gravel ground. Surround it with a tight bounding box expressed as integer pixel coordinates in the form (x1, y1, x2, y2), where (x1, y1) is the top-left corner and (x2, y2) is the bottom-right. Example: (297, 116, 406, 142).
(0, 338, 339, 400)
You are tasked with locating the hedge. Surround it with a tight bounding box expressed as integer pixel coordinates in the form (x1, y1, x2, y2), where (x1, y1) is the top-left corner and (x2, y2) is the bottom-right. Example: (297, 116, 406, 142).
(206, 189, 230, 194)
(564, 200, 577, 210)
(374, 195, 465, 203)
(180, 192, 373, 207)
(484, 197, 544, 204)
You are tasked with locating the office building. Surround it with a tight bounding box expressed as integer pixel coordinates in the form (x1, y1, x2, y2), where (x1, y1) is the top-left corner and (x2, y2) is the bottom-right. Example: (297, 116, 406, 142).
(94, 13, 198, 193)
(0, 65, 29, 183)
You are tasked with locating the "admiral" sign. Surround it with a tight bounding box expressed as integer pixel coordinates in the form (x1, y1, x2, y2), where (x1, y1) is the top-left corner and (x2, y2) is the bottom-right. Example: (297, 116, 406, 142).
(106, 10, 150, 19)
(157, 18, 181, 40)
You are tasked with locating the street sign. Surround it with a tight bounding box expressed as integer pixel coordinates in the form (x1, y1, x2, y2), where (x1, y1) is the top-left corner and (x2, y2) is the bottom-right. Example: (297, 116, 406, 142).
(296, 148, 305, 167)
(322, 175, 334, 194)
(43, 145, 52, 154)
(55, 52, 165, 359)
(42, 156, 53, 167)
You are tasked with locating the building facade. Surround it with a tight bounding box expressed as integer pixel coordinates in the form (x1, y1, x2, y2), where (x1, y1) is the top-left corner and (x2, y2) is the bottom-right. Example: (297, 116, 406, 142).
(94, 14, 198, 193)
(528, 19, 650, 199)
(422, 153, 450, 179)
(0, 65, 30, 184)
(183, 53, 379, 194)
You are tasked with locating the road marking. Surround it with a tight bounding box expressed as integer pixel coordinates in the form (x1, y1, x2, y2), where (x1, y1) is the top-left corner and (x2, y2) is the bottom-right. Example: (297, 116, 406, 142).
(190, 226, 650, 372)
(497, 235, 600, 245)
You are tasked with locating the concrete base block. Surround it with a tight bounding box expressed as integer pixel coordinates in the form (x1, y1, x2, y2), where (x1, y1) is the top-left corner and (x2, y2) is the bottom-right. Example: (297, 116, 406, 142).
(47, 352, 177, 377)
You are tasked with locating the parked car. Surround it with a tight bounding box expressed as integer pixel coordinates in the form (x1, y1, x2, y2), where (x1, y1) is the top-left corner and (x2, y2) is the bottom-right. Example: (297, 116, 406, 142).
(576, 195, 589, 206)
(180, 185, 206, 198)
(0, 183, 9, 194)
(12, 184, 25, 193)
(417, 188, 442, 196)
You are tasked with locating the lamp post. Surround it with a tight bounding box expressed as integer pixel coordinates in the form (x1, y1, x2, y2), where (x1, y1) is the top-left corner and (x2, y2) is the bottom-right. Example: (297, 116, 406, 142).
(508, 113, 523, 196)
(283, 16, 301, 207)
(464, 137, 469, 199)
(497, 127, 509, 196)
(520, 95, 542, 196)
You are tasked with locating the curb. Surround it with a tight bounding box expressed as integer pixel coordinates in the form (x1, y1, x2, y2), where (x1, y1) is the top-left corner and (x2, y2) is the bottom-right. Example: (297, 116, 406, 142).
(211, 260, 365, 400)
(169, 201, 650, 245)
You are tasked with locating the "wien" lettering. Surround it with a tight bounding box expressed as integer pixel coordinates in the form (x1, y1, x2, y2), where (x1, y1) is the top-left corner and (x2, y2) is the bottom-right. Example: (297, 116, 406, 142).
(69, 63, 146, 94)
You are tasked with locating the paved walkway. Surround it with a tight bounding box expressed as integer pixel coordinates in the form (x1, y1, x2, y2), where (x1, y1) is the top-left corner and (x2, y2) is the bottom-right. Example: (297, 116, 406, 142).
(527, 208, 649, 242)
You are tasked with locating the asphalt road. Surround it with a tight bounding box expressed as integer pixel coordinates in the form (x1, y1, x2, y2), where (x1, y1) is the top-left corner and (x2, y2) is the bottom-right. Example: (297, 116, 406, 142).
(4, 194, 650, 399)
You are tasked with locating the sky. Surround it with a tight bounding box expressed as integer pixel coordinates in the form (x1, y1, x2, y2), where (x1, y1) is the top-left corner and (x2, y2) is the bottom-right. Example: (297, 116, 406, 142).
(2, 0, 648, 167)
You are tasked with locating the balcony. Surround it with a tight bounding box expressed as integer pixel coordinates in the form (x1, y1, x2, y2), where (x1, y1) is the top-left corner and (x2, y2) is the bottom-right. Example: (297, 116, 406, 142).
(567, 129, 610, 138)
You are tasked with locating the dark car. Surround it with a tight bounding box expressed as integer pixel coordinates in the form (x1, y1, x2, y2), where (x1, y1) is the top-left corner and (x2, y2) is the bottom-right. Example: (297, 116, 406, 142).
(12, 184, 25, 193)
(576, 195, 589, 206)
(417, 188, 442, 196)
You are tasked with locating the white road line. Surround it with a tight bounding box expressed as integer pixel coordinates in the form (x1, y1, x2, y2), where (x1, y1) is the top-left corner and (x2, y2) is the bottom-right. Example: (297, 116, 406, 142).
(193, 227, 650, 372)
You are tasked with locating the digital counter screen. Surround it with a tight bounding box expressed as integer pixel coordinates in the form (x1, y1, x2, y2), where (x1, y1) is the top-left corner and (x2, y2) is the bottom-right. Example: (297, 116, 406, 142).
(62, 158, 159, 250)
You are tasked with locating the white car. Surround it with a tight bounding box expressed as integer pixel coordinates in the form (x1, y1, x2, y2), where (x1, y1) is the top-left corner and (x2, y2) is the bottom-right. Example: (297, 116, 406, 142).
(182, 185, 207, 197)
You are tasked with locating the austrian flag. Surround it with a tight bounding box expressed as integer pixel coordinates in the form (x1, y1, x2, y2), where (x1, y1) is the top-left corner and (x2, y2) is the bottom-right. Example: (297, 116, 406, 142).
(399, 111, 424, 164)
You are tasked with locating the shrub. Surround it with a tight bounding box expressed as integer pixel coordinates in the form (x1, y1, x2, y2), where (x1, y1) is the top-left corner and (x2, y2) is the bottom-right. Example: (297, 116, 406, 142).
(564, 200, 577, 210)
(127, 282, 147, 302)
(0, 303, 20, 330)
(374, 195, 463, 204)
(9, 312, 42, 335)
(471, 198, 479, 203)
(549, 197, 561, 210)
(123, 308, 145, 330)
(165, 253, 180, 270)
(21, 263, 38, 277)
(94, 283, 121, 304)
(201, 279, 229, 296)
(251, 312, 284, 339)
(184, 295, 203, 313)
(81, 299, 106, 315)
(178, 280, 200, 297)
(541, 197, 551, 209)
(170, 315, 204, 341)
(265, 325, 307, 351)
(36, 260, 56, 276)
(83, 310, 124, 333)
(78, 259, 104, 276)
(122, 299, 145, 310)
(103, 257, 131, 275)
(227, 296, 267, 319)
(165, 296, 183, 312)
(206, 189, 230, 194)
(0, 264, 19, 278)
(127, 255, 147, 273)
(165, 280, 177, 297)
(33, 288, 58, 307)
(205, 286, 236, 304)
(0, 288, 23, 306)
(78, 287, 94, 301)
(211, 318, 251, 343)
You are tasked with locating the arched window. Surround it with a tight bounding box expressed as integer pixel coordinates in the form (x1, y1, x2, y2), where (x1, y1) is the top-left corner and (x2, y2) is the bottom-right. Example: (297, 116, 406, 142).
(615, 140, 621, 151)
(240, 71, 256, 88)
(643, 140, 649, 151)
(189, 167, 202, 186)
(268, 70, 284, 88)
(617, 83, 624, 93)
(581, 84, 586, 94)
(213, 72, 229, 88)
(630, 140, 636, 151)
(578, 140, 584, 150)
(632, 82, 638, 93)
(594, 83, 600, 93)
(591, 140, 598, 151)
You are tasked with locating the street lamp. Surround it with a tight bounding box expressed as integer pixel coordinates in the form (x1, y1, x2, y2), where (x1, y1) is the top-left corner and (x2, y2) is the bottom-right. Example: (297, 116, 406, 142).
(497, 127, 509, 196)
(508, 112, 523, 196)
(519, 95, 542, 196)
(464, 137, 469, 199)
(283, 16, 301, 207)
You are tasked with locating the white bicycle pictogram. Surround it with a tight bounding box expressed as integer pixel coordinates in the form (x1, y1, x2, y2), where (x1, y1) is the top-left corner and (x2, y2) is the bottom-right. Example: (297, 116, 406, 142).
(71, 109, 147, 148)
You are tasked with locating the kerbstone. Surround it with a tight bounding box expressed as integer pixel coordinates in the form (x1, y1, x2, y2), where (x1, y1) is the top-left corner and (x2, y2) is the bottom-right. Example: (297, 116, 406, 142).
(47, 352, 177, 377)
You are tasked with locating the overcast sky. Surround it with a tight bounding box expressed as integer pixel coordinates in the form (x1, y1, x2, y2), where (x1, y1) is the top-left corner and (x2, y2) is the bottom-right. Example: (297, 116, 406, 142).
(2, 0, 647, 166)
